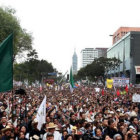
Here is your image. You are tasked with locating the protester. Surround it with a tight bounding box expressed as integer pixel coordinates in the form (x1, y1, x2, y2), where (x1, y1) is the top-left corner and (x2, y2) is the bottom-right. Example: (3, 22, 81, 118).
(0, 84, 140, 140)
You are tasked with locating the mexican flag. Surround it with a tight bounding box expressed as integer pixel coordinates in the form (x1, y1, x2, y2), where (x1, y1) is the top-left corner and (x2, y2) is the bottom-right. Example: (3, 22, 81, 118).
(70, 67, 74, 93)
(0, 34, 13, 92)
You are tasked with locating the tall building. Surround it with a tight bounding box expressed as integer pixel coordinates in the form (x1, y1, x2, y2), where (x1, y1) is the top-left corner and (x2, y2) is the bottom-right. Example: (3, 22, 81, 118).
(81, 48, 108, 68)
(107, 30, 140, 84)
(96, 48, 108, 58)
(112, 27, 140, 44)
(72, 50, 78, 75)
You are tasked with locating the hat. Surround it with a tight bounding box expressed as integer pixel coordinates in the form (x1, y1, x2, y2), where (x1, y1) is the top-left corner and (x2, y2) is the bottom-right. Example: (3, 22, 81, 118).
(32, 118, 38, 125)
(47, 123, 57, 129)
(72, 126, 77, 130)
(2, 126, 12, 133)
(116, 109, 121, 112)
(30, 135, 40, 140)
(119, 113, 125, 117)
(130, 111, 137, 117)
(109, 111, 114, 114)
(113, 134, 122, 140)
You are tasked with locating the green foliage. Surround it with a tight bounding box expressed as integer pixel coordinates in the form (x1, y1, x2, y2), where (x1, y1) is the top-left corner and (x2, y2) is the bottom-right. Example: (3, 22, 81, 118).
(0, 7, 32, 59)
(14, 58, 55, 83)
(76, 57, 122, 81)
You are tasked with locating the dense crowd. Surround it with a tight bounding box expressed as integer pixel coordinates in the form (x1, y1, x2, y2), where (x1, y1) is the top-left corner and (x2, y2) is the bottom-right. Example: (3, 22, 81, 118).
(0, 84, 140, 140)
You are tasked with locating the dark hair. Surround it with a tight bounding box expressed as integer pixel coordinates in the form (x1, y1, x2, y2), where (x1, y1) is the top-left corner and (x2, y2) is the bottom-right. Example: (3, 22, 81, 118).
(133, 106, 138, 110)
(108, 119, 114, 125)
(64, 134, 74, 140)
(128, 133, 138, 139)
(69, 112, 74, 117)
(95, 127, 102, 135)
(62, 130, 68, 134)
(130, 116, 138, 122)
(47, 132, 54, 137)
(85, 123, 91, 129)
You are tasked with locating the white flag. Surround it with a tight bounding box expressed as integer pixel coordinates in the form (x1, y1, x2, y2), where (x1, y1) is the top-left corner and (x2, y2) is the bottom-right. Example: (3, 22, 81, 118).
(13, 119, 17, 127)
(132, 93, 140, 103)
(36, 96, 46, 130)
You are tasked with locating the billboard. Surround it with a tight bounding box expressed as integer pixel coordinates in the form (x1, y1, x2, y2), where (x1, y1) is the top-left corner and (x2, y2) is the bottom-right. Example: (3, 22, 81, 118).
(111, 77, 129, 87)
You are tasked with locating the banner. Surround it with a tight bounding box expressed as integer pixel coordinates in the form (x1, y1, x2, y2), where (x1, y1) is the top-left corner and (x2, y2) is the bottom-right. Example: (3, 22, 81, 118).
(0, 34, 13, 92)
(132, 94, 140, 102)
(106, 79, 113, 89)
(36, 96, 46, 130)
(70, 67, 74, 93)
(112, 77, 129, 87)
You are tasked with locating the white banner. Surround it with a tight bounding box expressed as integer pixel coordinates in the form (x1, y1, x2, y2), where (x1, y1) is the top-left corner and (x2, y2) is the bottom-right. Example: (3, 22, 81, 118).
(36, 96, 46, 130)
(95, 88, 100, 92)
(132, 94, 140, 103)
(111, 77, 129, 87)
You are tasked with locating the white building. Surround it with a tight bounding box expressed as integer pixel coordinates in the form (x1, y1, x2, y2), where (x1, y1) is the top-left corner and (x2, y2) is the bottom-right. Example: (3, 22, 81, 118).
(81, 48, 98, 68)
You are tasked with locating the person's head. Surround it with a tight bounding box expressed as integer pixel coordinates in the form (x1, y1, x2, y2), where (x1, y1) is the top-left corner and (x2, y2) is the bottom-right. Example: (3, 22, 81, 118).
(102, 118, 108, 127)
(20, 126, 27, 133)
(47, 122, 57, 134)
(108, 119, 115, 128)
(98, 113, 103, 119)
(131, 117, 138, 125)
(128, 134, 138, 140)
(66, 110, 69, 115)
(9, 138, 14, 140)
(118, 125, 124, 132)
(113, 134, 122, 140)
(85, 123, 92, 131)
(32, 118, 38, 129)
(64, 134, 74, 140)
(19, 131, 25, 139)
(50, 113, 54, 119)
(70, 114, 76, 120)
(2, 126, 12, 137)
(94, 114, 99, 120)
(46, 117, 51, 123)
(95, 128, 102, 137)
(46, 132, 54, 140)
(133, 106, 139, 113)
(62, 130, 68, 138)
(53, 118, 58, 124)
(1, 117, 7, 123)
(7, 122, 13, 128)
(105, 135, 112, 140)
(80, 112, 86, 119)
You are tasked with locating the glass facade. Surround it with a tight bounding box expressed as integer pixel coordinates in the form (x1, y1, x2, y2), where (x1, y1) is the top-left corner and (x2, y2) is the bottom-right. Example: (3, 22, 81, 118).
(108, 31, 140, 84)
(108, 34, 130, 62)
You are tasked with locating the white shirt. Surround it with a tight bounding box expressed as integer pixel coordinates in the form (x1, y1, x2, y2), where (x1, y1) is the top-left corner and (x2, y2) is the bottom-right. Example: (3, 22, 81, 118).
(43, 131, 61, 140)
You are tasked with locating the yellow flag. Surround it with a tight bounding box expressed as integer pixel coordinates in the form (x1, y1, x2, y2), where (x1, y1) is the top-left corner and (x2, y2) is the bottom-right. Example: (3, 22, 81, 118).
(107, 79, 113, 89)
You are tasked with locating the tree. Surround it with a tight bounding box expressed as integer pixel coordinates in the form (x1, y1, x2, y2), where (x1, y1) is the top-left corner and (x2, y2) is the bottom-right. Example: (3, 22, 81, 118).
(27, 49, 38, 60)
(0, 7, 32, 60)
(14, 59, 55, 83)
(76, 57, 122, 82)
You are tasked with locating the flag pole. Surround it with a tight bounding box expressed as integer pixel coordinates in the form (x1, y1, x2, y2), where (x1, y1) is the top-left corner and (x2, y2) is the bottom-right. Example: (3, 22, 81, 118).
(11, 90, 14, 122)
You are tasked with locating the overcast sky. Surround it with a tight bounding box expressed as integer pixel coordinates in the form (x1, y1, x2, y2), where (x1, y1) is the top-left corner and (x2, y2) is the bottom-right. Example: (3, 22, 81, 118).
(1, 0, 140, 74)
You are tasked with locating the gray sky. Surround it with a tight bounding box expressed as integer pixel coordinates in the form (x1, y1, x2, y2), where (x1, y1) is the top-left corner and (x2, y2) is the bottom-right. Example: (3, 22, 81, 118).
(1, 0, 140, 74)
